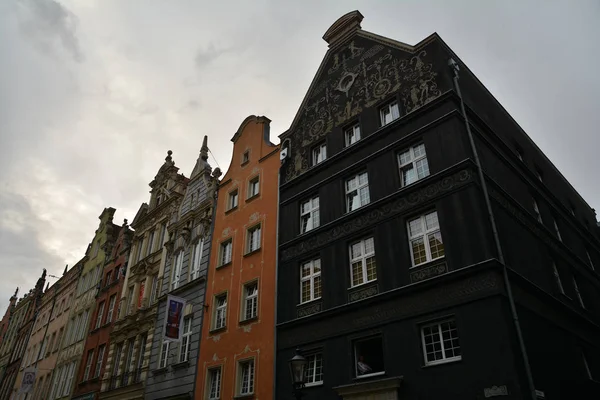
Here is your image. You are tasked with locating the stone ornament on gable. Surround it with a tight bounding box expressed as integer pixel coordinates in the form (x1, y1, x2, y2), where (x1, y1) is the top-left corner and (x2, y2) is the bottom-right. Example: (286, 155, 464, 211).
(249, 212, 260, 224)
(222, 227, 231, 238)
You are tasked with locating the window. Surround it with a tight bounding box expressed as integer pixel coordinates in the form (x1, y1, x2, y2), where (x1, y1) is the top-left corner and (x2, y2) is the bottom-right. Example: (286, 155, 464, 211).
(305, 353, 323, 386)
(95, 302, 105, 329)
(136, 334, 147, 376)
(64, 362, 76, 396)
(344, 123, 361, 147)
(159, 341, 170, 369)
(553, 263, 565, 294)
(312, 142, 327, 165)
(219, 239, 233, 266)
(553, 218, 562, 242)
(179, 318, 193, 363)
(346, 172, 370, 212)
(213, 294, 227, 330)
(207, 367, 222, 400)
(408, 211, 445, 267)
(573, 276, 585, 308)
(228, 190, 239, 210)
(105, 271, 112, 287)
(54, 328, 63, 352)
(83, 350, 94, 381)
(237, 359, 255, 396)
(354, 336, 384, 377)
(150, 275, 159, 304)
(39, 337, 47, 360)
(112, 343, 123, 377)
(242, 151, 249, 164)
(398, 143, 430, 187)
(147, 230, 155, 256)
(242, 282, 258, 321)
(47, 332, 56, 356)
(533, 199, 542, 223)
(92, 241, 99, 258)
(124, 338, 135, 374)
(349, 238, 376, 287)
(586, 250, 595, 271)
(246, 225, 261, 253)
(248, 176, 260, 198)
(78, 310, 89, 341)
(159, 223, 167, 247)
(190, 240, 204, 280)
(300, 197, 320, 233)
(380, 100, 400, 125)
(94, 345, 105, 378)
(421, 319, 461, 366)
(127, 286, 135, 315)
(107, 295, 116, 324)
(300, 259, 321, 304)
(171, 252, 183, 291)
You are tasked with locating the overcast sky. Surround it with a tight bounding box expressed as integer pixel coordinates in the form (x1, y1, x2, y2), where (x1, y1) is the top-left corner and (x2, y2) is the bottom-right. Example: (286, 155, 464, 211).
(1, 0, 599, 311)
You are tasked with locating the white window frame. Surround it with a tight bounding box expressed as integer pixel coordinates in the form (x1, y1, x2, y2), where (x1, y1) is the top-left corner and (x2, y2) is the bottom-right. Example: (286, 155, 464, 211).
(305, 353, 324, 386)
(397, 143, 430, 187)
(207, 366, 222, 400)
(112, 343, 123, 377)
(246, 225, 261, 253)
(421, 319, 462, 366)
(380, 100, 400, 125)
(190, 239, 204, 280)
(63, 362, 75, 396)
(179, 318, 193, 363)
(312, 143, 327, 165)
(136, 334, 147, 375)
(300, 259, 321, 304)
(300, 197, 320, 233)
(237, 358, 255, 396)
(171, 252, 184, 291)
(213, 293, 227, 330)
(345, 172, 370, 212)
(95, 302, 105, 329)
(552, 263, 565, 294)
(573, 276, 585, 308)
(83, 350, 94, 381)
(159, 340, 170, 369)
(107, 295, 116, 324)
(533, 199, 542, 223)
(344, 123, 361, 147)
(242, 282, 258, 321)
(553, 218, 562, 242)
(94, 345, 105, 378)
(147, 230, 155, 256)
(228, 190, 239, 210)
(248, 176, 260, 198)
(586, 250, 595, 271)
(407, 211, 445, 267)
(219, 239, 232, 266)
(349, 238, 376, 287)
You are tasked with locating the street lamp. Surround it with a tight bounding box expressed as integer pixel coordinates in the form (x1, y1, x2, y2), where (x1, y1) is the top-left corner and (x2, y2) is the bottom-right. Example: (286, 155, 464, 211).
(288, 348, 308, 399)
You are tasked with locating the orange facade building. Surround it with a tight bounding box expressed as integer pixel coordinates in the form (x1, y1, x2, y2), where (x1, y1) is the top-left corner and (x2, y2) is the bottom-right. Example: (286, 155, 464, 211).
(195, 116, 280, 400)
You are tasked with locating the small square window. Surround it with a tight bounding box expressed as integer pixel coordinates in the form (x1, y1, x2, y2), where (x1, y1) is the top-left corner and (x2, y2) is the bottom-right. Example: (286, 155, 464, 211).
(344, 123, 361, 147)
(219, 239, 232, 266)
(354, 336, 384, 377)
(213, 293, 227, 330)
(242, 151, 250, 164)
(242, 282, 258, 321)
(300, 197, 320, 233)
(380, 100, 400, 126)
(237, 359, 255, 396)
(305, 353, 323, 386)
(246, 224, 261, 254)
(312, 143, 327, 165)
(207, 367, 222, 399)
(346, 172, 370, 212)
(228, 190, 239, 210)
(248, 176, 260, 198)
(421, 319, 461, 365)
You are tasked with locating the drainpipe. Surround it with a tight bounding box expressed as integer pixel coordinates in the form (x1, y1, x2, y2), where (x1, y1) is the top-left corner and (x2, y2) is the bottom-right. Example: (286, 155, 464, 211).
(273, 166, 282, 398)
(448, 58, 537, 400)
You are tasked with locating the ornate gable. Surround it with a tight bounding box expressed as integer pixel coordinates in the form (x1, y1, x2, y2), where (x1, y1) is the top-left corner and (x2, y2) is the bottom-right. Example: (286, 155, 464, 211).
(281, 12, 442, 182)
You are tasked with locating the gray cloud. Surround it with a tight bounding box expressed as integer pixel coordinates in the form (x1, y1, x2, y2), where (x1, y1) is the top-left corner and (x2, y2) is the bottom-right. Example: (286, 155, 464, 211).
(194, 42, 232, 69)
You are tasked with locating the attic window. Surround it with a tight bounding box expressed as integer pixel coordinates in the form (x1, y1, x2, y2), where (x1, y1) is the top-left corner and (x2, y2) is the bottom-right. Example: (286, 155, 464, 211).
(242, 151, 250, 165)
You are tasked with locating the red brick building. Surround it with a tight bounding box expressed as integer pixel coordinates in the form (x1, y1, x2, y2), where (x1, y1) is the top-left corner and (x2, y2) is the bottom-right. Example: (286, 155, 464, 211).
(72, 219, 133, 400)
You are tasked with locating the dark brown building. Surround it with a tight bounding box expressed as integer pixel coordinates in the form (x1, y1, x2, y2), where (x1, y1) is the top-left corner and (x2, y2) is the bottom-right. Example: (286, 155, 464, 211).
(276, 11, 600, 400)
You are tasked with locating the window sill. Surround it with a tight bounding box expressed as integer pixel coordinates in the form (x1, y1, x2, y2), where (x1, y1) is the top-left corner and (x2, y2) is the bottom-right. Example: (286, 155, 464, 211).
(243, 248, 261, 258)
(241, 160, 250, 167)
(216, 261, 232, 270)
(421, 356, 462, 368)
(209, 326, 226, 335)
(355, 371, 385, 380)
(225, 206, 238, 215)
(246, 193, 260, 203)
(348, 279, 377, 290)
(305, 381, 324, 388)
(234, 394, 254, 399)
(239, 316, 258, 325)
(409, 256, 446, 269)
(152, 367, 168, 375)
(172, 360, 189, 370)
(297, 298, 322, 307)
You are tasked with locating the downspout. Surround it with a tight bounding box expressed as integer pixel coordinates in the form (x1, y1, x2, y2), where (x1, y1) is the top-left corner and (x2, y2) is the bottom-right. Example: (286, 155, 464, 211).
(273, 166, 281, 398)
(448, 58, 537, 400)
